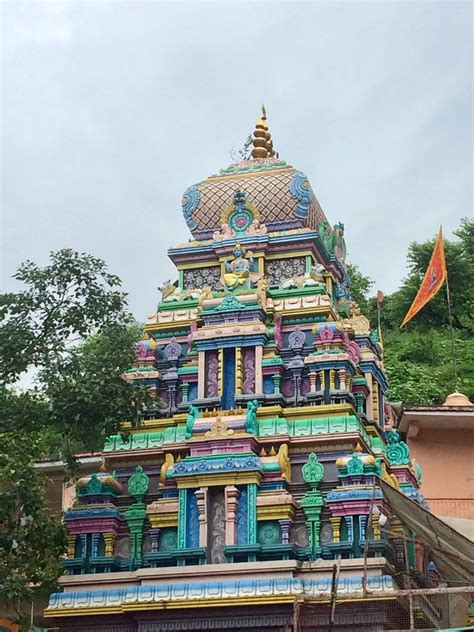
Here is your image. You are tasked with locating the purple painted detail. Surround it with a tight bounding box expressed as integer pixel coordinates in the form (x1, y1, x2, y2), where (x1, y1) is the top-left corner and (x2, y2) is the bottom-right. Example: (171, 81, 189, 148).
(206, 351, 219, 397)
(280, 378, 294, 398)
(243, 347, 256, 394)
(164, 337, 182, 361)
(135, 340, 156, 361)
(66, 518, 122, 535)
(289, 326, 306, 350)
(347, 340, 361, 363)
(274, 314, 283, 348)
(190, 438, 255, 458)
(319, 325, 334, 342)
(158, 389, 169, 405)
(187, 322, 198, 353)
(301, 377, 311, 396)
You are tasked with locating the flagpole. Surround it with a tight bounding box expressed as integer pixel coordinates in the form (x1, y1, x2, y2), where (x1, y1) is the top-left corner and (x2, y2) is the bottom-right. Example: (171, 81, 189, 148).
(445, 271, 459, 389)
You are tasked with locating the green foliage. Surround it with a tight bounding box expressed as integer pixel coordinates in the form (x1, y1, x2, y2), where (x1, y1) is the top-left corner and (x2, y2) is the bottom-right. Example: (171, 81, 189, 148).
(0, 432, 67, 623)
(0, 249, 151, 617)
(346, 263, 374, 313)
(348, 219, 474, 405)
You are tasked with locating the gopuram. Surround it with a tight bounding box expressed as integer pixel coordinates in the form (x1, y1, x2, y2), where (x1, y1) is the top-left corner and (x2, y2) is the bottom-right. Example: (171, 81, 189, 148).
(45, 111, 439, 631)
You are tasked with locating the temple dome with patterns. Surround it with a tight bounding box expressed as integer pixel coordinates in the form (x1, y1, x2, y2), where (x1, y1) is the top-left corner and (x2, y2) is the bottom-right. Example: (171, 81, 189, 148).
(181, 108, 329, 240)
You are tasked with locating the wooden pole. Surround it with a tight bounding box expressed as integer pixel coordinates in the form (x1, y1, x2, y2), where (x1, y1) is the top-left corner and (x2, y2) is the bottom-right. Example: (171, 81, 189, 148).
(445, 272, 459, 389)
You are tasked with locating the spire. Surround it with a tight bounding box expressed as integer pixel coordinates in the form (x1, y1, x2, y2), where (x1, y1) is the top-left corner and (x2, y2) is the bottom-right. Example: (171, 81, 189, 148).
(251, 105, 276, 159)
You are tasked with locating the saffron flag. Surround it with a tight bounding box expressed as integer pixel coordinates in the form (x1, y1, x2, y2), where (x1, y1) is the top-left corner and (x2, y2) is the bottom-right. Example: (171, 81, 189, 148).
(400, 227, 447, 327)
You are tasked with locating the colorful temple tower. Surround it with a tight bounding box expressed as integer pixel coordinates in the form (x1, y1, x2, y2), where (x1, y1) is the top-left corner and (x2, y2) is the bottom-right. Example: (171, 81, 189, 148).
(46, 111, 439, 631)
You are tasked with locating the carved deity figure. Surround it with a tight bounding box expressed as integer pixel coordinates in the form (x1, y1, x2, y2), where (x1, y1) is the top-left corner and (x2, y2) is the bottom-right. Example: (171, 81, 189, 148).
(185, 405, 200, 439)
(213, 223, 236, 242)
(245, 399, 258, 434)
(257, 276, 268, 308)
(223, 243, 254, 291)
(331, 222, 347, 262)
(247, 219, 268, 236)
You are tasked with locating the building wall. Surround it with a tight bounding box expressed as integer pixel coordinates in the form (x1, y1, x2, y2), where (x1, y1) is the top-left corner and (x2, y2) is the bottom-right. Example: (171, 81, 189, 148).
(407, 428, 474, 520)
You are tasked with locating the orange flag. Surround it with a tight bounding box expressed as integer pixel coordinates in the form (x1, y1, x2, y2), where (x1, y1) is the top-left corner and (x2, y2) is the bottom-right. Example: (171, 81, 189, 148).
(401, 227, 447, 327)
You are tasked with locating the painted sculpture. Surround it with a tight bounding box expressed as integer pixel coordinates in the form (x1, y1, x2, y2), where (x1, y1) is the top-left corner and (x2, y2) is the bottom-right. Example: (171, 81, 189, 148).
(47, 108, 436, 632)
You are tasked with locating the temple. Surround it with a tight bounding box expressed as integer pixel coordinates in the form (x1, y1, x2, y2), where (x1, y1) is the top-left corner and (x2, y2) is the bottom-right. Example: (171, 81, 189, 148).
(44, 110, 471, 631)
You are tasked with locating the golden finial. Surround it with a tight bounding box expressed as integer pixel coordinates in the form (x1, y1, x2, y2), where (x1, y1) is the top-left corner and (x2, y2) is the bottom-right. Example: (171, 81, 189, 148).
(251, 105, 276, 159)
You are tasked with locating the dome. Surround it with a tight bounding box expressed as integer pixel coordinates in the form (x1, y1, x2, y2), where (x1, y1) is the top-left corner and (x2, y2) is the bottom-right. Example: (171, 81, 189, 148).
(181, 110, 329, 240)
(442, 391, 473, 406)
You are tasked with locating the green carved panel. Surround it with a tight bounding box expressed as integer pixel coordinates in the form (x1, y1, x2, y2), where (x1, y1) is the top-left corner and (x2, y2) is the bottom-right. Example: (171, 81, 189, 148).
(258, 521, 282, 546)
(159, 528, 178, 552)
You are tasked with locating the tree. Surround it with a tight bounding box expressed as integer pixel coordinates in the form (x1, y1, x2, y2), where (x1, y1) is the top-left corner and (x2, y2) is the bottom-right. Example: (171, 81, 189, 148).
(0, 250, 150, 625)
(346, 262, 374, 314)
(350, 219, 474, 405)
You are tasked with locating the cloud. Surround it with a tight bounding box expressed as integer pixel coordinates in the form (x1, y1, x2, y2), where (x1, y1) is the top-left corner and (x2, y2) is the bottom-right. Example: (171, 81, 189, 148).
(1, 1, 472, 318)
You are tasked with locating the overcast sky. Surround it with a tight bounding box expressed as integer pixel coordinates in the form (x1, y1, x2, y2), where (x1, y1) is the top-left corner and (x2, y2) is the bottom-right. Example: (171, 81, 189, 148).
(2, 1, 472, 321)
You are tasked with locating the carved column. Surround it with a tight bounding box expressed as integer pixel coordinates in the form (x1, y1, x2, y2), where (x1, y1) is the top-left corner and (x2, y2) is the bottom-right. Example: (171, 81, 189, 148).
(247, 484, 258, 544)
(372, 383, 379, 421)
(330, 516, 341, 543)
(279, 519, 291, 544)
(103, 532, 117, 557)
(338, 368, 346, 390)
(365, 371, 373, 420)
(236, 347, 243, 395)
(225, 485, 240, 545)
(149, 528, 160, 552)
(181, 382, 189, 403)
(195, 487, 208, 547)
(370, 512, 381, 540)
(218, 348, 224, 397)
(255, 346, 263, 394)
(309, 371, 317, 393)
(67, 534, 76, 559)
(198, 351, 205, 398)
(177, 489, 187, 549)
(272, 373, 281, 394)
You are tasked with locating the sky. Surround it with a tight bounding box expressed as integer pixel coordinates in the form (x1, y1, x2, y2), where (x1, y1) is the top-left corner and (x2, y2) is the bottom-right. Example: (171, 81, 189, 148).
(2, 1, 472, 321)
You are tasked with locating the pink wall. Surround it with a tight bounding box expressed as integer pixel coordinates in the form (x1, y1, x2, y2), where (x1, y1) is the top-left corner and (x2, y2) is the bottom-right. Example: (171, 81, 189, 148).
(408, 428, 474, 520)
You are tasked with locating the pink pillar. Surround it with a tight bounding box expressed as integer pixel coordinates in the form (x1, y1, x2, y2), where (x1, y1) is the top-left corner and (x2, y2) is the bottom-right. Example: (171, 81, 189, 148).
(195, 487, 208, 547)
(225, 486, 240, 545)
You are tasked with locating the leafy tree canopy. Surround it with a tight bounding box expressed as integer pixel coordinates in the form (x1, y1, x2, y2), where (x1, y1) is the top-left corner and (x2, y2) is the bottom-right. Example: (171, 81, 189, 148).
(348, 218, 474, 405)
(0, 250, 149, 622)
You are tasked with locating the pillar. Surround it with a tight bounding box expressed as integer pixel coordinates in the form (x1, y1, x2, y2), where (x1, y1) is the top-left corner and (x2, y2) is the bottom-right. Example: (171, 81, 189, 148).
(255, 346, 263, 394)
(218, 348, 224, 396)
(279, 519, 291, 544)
(198, 351, 205, 398)
(195, 487, 208, 547)
(330, 516, 341, 543)
(181, 382, 189, 403)
(67, 534, 76, 559)
(272, 373, 281, 394)
(235, 347, 243, 395)
(247, 484, 258, 544)
(225, 485, 240, 545)
(103, 532, 117, 557)
(338, 368, 346, 390)
(149, 527, 160, 553)
(178, 488, 187, 549)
